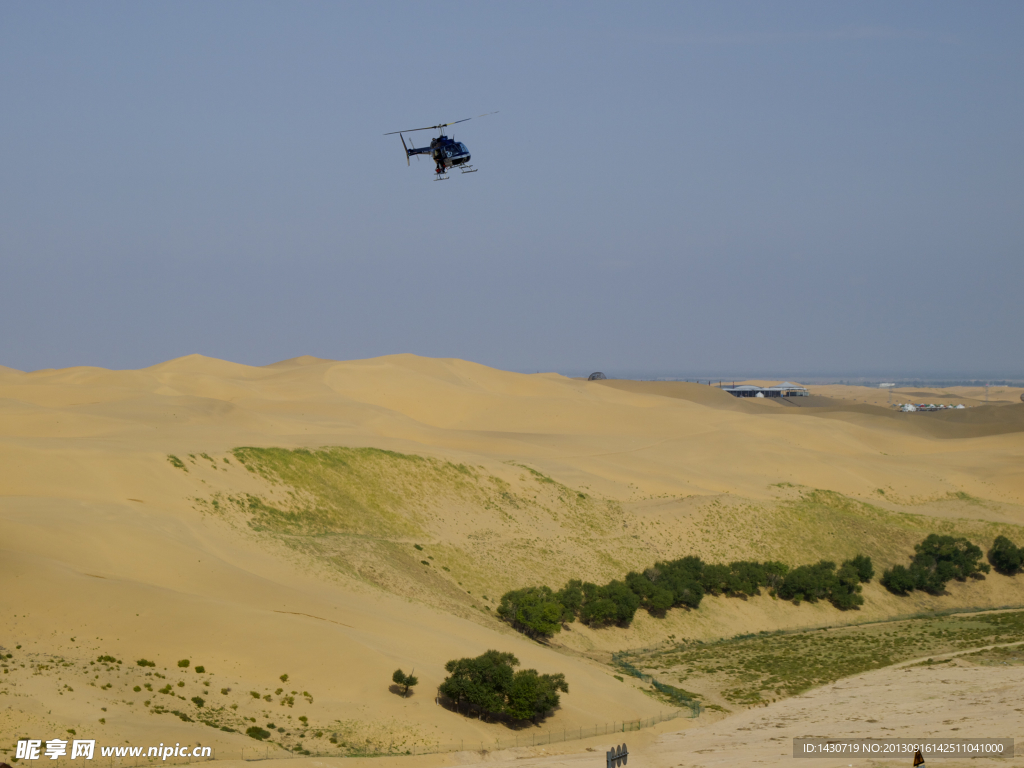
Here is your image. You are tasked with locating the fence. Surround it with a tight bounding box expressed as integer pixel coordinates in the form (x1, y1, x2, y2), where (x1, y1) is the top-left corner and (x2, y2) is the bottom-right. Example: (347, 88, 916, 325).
(611, 654, 703, 718)
(83, 710, 687, 766)
(239, 709, 685, 761)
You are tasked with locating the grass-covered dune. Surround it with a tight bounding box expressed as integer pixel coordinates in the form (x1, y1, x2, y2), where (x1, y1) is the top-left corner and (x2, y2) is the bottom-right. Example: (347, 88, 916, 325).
(183, 445, 1024, 649)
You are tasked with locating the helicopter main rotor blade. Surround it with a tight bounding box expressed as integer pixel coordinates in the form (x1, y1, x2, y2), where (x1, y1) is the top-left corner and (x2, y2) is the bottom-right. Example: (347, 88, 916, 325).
(384, 125, 443, 135)
(384, 112, 497, 135)
(384, 119, 469, 135)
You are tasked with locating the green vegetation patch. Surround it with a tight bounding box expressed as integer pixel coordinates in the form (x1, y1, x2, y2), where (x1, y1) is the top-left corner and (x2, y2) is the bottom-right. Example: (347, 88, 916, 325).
(227, 446, 487, 537)
(623, 609, 1024, 707)
(959, 644, 1024, 666)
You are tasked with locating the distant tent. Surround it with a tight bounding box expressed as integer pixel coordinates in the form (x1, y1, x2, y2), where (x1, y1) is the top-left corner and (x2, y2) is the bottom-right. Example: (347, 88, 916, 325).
(588, 372, 607, 381)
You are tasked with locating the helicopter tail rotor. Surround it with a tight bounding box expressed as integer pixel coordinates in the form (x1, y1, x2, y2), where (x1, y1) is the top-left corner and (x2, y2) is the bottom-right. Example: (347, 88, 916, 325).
(399, 133, 410, 166)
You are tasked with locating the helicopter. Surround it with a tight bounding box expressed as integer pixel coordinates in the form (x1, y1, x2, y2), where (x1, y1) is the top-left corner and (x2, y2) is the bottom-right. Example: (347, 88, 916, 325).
(384, 112, 497, 180)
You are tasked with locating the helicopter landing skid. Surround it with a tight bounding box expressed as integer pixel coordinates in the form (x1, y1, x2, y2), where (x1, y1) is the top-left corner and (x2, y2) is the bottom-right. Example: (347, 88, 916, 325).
(459, 165, 478, 174)
(433, 173, 450, 181)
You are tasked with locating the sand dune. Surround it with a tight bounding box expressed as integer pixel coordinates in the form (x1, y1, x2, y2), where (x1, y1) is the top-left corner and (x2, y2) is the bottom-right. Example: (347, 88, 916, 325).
(2, 355, 1023, 761)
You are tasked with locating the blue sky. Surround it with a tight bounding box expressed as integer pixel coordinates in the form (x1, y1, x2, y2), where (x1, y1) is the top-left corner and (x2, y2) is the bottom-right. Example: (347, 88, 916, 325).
(1, 2, 1021, 377)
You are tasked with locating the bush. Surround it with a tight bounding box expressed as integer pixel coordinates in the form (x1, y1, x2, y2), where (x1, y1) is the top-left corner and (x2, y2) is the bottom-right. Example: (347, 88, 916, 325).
(246, 726, 271, 741)
(194, 665, 205, 673)
(177, 659, 190, 668)
(191, 696, 205, 707)
(988, 536, 1024, 575)
(136, 659, 156, 667)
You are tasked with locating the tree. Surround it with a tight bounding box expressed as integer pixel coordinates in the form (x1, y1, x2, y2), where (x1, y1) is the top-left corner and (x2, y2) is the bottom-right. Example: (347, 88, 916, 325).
(883, 535, 990, 596)
(439, 650, 567, 722)
(778, 561, 837, 603)
(988, 536, 1023, 576)
(912, 534, 989, 582)
(392, 668, 419, 697)
(880, 565, 916, 595)
(579, 581, 640, 626)
(497, 587, 565, 638)
(555, 580, 584, 620)
(505, 670, 569, 722)
(844, 555, 874, 583)
(647, 587, 674, 616)
(439, 650, 517, 717)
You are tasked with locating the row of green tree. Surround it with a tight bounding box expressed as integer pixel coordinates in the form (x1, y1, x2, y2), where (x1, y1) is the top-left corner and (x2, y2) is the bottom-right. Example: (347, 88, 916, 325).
(880, 533, 1024, 595)
(437, 650, 568, 723)
(497, 554, 875, 638)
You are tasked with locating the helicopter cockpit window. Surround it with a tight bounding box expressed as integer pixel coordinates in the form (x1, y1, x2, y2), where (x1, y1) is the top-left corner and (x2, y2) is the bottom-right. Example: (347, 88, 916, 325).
(457, 143, 468, 154)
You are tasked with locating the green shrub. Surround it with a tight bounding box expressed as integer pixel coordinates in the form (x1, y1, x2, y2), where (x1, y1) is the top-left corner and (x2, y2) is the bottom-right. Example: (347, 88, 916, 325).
(177, 659, 190, 668)
(194, 665, 205, 673)
(191, 696, 205, 707)
(136, 659, 155, 667)
(246, 726, 271, 741)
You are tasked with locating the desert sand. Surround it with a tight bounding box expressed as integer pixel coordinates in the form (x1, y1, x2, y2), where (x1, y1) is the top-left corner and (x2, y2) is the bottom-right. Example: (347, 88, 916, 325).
(2, 355, 1023, 766)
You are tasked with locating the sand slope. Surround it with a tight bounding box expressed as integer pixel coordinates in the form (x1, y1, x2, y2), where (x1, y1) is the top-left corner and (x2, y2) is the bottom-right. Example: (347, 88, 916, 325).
(2, 355, 1024, 760)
